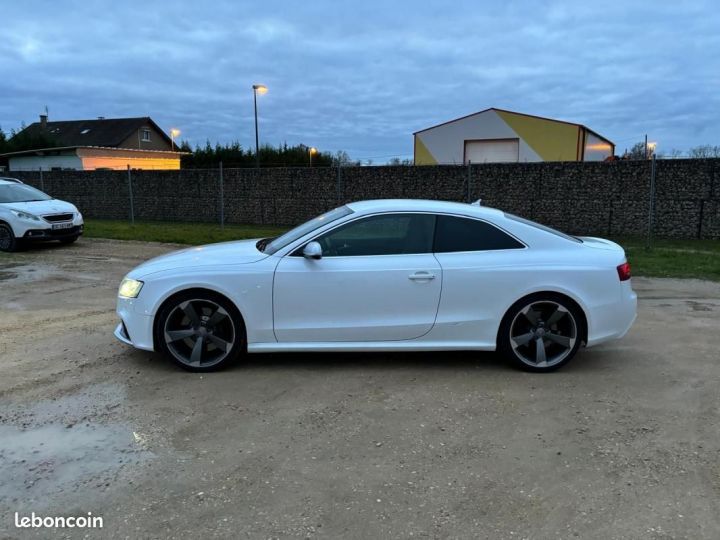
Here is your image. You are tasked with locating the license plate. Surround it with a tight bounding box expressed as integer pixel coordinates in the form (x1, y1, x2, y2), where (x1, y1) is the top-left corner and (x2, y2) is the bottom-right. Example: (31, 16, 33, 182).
(52, 222, 74, 230)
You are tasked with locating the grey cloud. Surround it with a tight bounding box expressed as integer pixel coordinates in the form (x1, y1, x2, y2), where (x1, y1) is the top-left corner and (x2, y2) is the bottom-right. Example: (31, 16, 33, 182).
(1, 0, 718, 159)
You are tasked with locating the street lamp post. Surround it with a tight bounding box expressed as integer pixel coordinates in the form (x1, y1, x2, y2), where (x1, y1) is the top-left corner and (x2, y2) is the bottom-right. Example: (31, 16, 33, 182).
(252, 84, 268, 168)
(170, 128, 180, 151)
(309, 146, 317, 167)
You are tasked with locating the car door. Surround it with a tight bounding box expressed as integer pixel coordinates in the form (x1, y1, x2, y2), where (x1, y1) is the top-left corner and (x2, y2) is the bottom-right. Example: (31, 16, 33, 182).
(273, 213, 441, 342)
(431, 214, 527, 345)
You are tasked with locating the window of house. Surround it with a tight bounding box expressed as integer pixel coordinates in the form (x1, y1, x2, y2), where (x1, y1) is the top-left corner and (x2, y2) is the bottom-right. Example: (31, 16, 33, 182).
(141, 129, 151, 141)
(314, 213, 436, 257)
(434, 215, 525, 252)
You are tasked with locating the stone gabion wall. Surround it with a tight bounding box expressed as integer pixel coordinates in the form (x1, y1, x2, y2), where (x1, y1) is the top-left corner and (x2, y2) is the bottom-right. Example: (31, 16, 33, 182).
(9, 158, 720, 239)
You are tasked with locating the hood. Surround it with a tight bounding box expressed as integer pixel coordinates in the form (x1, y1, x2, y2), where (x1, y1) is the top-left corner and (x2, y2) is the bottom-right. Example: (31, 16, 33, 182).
(129, 238, 269, 277)
(3, 199, 78, 216)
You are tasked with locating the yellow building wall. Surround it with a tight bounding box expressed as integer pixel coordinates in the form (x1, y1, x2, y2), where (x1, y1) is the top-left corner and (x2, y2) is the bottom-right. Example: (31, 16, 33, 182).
(414, 136, 438, 165)
(77, 148, 181, 170)
(495, 110, 580, 161)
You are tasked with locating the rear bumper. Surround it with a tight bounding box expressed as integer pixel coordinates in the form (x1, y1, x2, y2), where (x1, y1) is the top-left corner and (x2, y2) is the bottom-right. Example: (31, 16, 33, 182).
(586, 282, 638, 347)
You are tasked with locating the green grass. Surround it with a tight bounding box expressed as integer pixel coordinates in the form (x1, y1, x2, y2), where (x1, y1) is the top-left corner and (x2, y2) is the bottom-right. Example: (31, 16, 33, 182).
(84, 219, 286, 245)
(613, 237, 720, 282)
(83, 220, 720, 282)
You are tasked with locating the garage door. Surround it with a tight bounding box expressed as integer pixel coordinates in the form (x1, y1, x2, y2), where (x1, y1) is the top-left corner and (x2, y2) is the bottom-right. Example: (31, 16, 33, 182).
(464, 139, 519, 164)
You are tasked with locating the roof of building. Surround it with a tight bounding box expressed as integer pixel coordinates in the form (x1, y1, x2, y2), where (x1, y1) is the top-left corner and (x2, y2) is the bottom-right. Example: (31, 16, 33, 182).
(413, 107, 614, 146)
(14, 116, 173, 149)
(0, 145, 187, 158)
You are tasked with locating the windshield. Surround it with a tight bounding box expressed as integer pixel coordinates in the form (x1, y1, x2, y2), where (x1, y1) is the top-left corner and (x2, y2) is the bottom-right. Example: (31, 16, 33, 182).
(504, 212, 582, 243)
(263, 205, 354, 255)
(0, 183, 52, 203)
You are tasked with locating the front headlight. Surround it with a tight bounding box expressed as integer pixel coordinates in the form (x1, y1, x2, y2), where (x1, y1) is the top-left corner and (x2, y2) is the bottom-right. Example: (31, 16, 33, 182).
(118, 278, 144, 298)
(10, 209, 42, 222)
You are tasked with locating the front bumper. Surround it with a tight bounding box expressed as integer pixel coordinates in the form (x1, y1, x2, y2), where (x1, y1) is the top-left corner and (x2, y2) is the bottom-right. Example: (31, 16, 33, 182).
(115, 296, 155, 351)
(23, 224, 84, 241)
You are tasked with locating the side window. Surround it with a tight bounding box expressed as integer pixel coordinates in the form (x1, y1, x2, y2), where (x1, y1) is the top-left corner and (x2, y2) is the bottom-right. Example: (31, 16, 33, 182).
(434, 215, 524, 252)
(315, 213, 435, 256)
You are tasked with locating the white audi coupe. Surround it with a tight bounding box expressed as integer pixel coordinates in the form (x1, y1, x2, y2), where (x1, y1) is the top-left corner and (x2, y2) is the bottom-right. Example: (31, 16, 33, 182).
(115, 199, 637, 372)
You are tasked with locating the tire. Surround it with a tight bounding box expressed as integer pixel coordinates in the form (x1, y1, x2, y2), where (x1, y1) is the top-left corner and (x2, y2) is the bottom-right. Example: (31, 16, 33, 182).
(498, 293, 583, 373)
(154, 290, 245, 372)
(59, 235, 80, 245)
(0, 223, 18, 253)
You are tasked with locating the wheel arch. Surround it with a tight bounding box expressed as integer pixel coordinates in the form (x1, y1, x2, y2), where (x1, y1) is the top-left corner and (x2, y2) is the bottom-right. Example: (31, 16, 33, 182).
(496, 290, 589, 348)
(0, 218, 16, 232)
(151, 286, 247, 352)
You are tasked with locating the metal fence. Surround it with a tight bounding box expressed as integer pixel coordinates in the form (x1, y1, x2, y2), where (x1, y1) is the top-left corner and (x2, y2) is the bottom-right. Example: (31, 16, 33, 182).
(8, 157, 719, 241)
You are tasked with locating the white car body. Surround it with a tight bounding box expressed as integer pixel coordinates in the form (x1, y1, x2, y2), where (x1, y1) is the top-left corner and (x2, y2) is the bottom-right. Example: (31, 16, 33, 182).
(0, 178, 84, 247)
(115, 199, 637, 369)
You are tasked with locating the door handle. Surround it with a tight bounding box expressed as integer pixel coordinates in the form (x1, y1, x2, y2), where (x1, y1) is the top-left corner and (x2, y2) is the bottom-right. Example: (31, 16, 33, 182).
(409, 271, 436, 281)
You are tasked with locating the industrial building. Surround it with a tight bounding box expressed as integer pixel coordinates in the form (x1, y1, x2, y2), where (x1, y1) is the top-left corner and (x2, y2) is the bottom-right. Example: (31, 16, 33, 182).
(414, 108, 614, 165)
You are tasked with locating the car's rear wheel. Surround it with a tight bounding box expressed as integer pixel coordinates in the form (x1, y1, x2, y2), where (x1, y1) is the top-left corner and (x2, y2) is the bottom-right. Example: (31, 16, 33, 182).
(499, 294, 582, 372)
(0, 224, 17, 252)
(155, 291, 245, 372)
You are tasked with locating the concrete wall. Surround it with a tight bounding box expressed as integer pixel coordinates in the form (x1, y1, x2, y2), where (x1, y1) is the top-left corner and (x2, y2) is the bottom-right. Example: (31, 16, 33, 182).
(9, 152, 83, 171)
(7, 158, 720, 239)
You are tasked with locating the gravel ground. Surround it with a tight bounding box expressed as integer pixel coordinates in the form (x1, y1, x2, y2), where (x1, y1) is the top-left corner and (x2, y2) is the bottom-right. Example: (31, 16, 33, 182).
(1, 238, 719, 540)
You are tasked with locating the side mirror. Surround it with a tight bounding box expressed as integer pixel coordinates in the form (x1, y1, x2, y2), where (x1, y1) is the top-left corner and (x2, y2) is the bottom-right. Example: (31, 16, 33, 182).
(302, 241, 322, 260)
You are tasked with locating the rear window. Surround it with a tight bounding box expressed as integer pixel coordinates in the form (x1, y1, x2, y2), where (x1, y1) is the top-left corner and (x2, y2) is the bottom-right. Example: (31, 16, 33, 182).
(434, 215, 524, 252)
(504, 213, 582, 243)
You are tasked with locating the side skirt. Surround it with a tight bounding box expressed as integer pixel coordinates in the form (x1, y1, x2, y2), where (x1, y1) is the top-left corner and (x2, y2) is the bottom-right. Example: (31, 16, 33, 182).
(247, 341, 496, 353)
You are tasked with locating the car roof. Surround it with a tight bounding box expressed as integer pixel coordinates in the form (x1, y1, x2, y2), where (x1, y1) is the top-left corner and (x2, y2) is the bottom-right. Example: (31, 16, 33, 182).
(345, 199, 504, 218)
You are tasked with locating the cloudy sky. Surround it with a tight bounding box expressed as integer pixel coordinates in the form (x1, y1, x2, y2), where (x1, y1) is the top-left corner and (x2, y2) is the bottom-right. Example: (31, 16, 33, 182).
(1, 1, 718, 161)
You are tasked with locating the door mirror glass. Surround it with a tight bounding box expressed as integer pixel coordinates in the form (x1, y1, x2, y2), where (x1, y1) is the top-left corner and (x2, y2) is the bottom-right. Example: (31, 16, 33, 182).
(302, 241, 323, 259)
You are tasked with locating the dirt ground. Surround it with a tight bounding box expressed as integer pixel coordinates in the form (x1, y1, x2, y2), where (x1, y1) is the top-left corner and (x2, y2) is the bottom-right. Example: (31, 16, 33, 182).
(1, 238, 719, 540)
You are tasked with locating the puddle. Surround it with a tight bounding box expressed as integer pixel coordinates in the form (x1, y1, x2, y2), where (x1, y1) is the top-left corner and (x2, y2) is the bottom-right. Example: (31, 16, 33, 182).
(686, 300, 714, 312)
(0, 264, 54, 285)
(0, 424, 147, 506)
(0, 384, 151, 508)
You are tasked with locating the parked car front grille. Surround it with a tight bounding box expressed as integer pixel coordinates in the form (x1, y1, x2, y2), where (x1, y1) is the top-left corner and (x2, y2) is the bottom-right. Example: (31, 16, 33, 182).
(43, 213, 74, 222)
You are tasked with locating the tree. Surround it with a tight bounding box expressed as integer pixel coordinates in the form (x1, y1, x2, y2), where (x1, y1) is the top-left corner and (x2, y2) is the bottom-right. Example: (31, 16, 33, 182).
(623, 141, 654, 160)
(387, 157, 413, 166)
(331, 150, 360, 167)
(688, 145, 720, 158)
(180, 141, 337, 168)
(662, 149, 684, 159)
(0, 126, 7, 154)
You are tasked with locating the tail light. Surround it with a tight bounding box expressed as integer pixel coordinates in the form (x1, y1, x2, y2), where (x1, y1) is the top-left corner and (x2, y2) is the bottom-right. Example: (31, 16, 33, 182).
(617, 262, 631, 281)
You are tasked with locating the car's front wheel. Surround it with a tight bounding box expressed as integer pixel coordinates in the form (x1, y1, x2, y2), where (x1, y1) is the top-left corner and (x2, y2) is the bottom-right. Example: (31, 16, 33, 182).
(498, 294, 583, 372)
(0, 223, 18, 252)
(155, 291, 245, 372)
